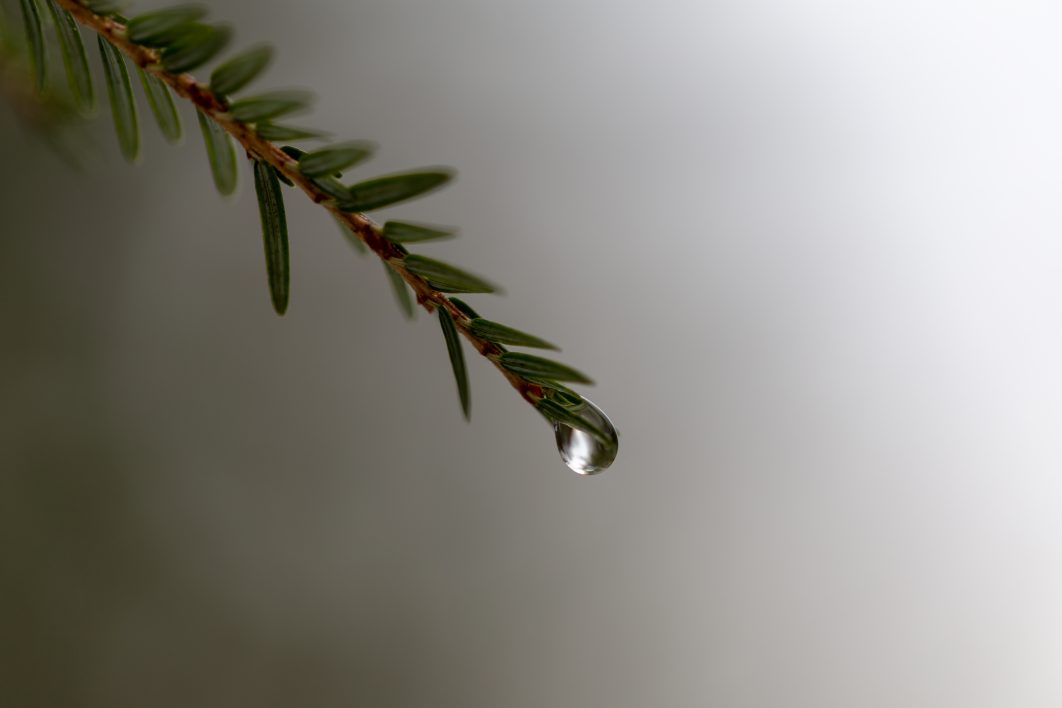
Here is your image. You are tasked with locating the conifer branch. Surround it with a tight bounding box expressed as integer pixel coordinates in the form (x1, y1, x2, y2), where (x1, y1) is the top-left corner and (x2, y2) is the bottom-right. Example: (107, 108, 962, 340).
(4, 0, 619, 467)
(52, 0, 556, 405)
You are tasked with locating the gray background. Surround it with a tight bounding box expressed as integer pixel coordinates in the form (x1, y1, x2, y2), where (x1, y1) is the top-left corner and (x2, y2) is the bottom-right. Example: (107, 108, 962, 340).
(3, 0, 1062, 706)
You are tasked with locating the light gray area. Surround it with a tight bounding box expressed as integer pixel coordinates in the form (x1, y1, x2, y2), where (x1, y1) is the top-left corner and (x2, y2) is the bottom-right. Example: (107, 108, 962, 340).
(3, 0, 1062, 706)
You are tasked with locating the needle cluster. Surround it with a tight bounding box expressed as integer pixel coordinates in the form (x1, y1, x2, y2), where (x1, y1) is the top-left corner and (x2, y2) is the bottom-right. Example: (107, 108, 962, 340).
(1, 0, 617, 451)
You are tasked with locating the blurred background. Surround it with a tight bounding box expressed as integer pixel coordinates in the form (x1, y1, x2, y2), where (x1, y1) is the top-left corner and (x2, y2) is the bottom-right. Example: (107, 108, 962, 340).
(3, 0, 1062, 706)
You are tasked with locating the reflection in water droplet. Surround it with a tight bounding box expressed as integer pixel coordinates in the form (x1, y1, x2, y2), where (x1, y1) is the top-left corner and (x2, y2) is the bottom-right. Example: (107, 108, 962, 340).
(553, 398, 619, 475)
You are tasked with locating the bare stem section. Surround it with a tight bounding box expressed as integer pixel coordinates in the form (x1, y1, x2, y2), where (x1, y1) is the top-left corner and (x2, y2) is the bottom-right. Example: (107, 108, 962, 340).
(54, 0, 545, 408)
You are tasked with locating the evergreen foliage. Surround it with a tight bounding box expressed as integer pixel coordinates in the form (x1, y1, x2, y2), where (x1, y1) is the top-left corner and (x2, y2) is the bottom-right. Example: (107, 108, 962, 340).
(1, 0, 615, 459)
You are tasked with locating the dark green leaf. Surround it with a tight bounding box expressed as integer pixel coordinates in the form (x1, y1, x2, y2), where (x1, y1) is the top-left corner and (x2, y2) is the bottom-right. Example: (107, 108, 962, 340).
(541, 384, 586, 409)
(127, 5, 206, 46)
(298, 141, 374, 178)
(536, 399, 611, 445)
(534, 379, 592, 407)
(209, 43, 272, 96)
(83, 0, 126, 15)
(253, 160, 290, 315)
(448, 297, 481, 320)
(228, 90, 313, 123)
(311, 175, 351, 202)
(438, 307, 470, 420)
(498, 352, 593, 385)
(196, 110, 236, 195)
(402, 254, 497, 294)
(281, 147, 346, 194)
(470, 319, 558, 350)
(255, 123, 328, 141)
(98, 36, 138, 162)
(161, 23, 231, 74)
(334, 215, 366, 254)
(137, 67, 181, 143)
(383, 263, 414, 319)
(339, 169, 453, 212)
(19, 0, 45, 91)
(382, 221, 456, 244)
(45, 0, 93, 112)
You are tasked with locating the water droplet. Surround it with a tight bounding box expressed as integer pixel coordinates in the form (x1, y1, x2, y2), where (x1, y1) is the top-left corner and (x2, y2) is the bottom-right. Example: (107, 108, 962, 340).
(553, 398, 619, 475)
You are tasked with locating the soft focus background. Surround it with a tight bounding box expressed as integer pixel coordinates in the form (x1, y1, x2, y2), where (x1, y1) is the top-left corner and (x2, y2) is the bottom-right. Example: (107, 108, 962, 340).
(3, 0, 1062, 706)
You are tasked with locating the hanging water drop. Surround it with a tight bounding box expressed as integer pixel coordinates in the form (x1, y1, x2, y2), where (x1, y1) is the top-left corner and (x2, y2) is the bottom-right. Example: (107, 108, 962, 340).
(553, 397, 619, 475)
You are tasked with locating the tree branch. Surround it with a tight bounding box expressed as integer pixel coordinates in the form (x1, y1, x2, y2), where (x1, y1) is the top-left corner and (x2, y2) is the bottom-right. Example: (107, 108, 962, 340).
(53, 0, 548, 410)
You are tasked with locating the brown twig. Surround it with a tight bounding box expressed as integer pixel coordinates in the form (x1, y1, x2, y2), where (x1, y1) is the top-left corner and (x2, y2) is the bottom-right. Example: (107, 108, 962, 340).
(54, 0, 547, 410)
